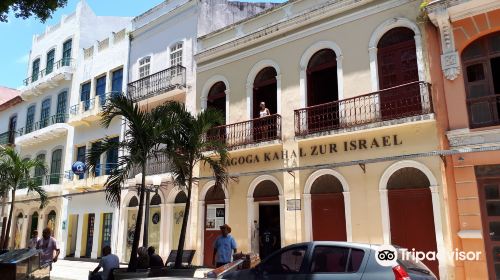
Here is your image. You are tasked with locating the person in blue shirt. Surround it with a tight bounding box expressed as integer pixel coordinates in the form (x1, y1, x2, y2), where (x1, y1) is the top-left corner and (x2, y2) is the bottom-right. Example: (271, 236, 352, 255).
(213, 224, 237, 268)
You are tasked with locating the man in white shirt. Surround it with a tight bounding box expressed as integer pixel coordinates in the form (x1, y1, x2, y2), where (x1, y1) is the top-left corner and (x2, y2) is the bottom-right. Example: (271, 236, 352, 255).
(90, 246, 120, 280)
(27, 230, 39, 249)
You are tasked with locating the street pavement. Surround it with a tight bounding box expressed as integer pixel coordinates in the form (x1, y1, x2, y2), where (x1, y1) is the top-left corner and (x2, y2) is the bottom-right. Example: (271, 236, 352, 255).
(51, 259, 126, 280)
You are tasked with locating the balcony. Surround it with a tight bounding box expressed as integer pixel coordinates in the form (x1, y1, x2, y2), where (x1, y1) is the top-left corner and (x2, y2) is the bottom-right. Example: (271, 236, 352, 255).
(21, 58, 75, 99)
(127, 65, 186, 106)
(16, 113, 70, 147)
(467, 95, 500, 129)
(68, 92, 120, 126)
(64, 163, 118, 191)
(294, 81, 432, 137)
(0, 131, 17, 146)
(206, 114, 282, 150)
(128, 154, 173, 179)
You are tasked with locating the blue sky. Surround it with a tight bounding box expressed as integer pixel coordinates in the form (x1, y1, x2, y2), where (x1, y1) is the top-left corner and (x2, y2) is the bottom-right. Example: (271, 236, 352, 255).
(0, 0, 285, 89)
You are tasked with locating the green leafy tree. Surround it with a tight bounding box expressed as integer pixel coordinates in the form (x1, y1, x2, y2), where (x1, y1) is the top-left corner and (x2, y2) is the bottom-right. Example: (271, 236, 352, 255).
(86, 95, 184, 271)
(0, 0, 68, 23)
(0, 146, 47, 249)
(163, 104, 229, 268)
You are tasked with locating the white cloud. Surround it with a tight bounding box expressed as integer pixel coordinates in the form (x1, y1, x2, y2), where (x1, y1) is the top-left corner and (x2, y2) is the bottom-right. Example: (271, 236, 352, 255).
(16, 54, 29, 64)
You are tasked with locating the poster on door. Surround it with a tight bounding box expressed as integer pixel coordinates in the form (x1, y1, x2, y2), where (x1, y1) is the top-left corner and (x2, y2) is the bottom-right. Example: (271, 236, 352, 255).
(206, 205, 224, 230)
(125, 209, 137, 261)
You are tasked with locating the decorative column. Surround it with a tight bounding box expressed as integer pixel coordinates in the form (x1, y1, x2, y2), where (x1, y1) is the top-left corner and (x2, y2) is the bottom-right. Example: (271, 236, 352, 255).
(379, 189, 390, 244)
(342, 191, 352, 242)
(435, 10, 460, 80)
(303, 193, 312, 242)
(74, 213, 85, 258)
(91, 213, 101, 258)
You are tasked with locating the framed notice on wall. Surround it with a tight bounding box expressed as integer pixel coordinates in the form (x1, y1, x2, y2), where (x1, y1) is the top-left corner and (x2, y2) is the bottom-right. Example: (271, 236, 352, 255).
(206, 204, 225, 230)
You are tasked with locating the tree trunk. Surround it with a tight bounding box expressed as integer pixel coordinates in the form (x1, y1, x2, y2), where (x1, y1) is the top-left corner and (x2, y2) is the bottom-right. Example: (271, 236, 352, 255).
(3, 188, 15, 249)
(127, 164, 146, 272)
(0, 195, 6, 246)
(174, 175, 192, 268)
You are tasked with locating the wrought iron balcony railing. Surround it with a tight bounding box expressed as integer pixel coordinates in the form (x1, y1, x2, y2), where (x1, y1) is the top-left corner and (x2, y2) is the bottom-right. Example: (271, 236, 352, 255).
(127, 65, 186, 102)
(206, 114, 282, 149)
(65, 163, 119, 180)
(294, 81, 432, 137)
(70, 92, 121, 116)
(0, 130, 17, 145)
(19, 173, 66, 187)
(467, 94, 500, 129)
(17, 113, 68, 137)
(23, 58, 74, 85)
(128, 154, 173, 178)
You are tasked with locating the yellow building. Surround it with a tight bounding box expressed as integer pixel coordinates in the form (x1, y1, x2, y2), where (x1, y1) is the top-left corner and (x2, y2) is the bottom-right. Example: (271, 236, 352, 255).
(192, 0, 456, 278)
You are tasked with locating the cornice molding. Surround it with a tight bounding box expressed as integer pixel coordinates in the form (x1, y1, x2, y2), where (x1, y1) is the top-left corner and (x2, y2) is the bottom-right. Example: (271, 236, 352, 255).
(196, 0, 372, 64)
(447, 127, 500, 147)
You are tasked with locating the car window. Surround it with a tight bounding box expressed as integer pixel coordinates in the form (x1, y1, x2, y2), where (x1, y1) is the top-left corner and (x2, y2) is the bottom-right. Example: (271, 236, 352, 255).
(397, 248, 430, 273)
(310, 246, 365, 273)
(262, 246, 307, 274)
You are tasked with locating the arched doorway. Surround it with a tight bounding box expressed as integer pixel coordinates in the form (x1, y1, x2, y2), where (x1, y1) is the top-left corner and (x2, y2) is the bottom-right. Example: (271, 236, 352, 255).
(387, 167, 438, 277)
(310, 174, 346, 241)
(172, 191, 187, 251)
(14, 212, 24, 249)
(461, 31, 500, 128)
(253, 67, 277, 118)
(125, 196, 139, 261)
(306, 49, 339, 132)
(47, 210, 56, 236)
(252, 180, 281, 260)
(377, 27, 421, 118)
(203, 186, 226, 267)
(27, 211, 39, 245)
(148, 194, 162, 252)
(207, 82, 226, 122)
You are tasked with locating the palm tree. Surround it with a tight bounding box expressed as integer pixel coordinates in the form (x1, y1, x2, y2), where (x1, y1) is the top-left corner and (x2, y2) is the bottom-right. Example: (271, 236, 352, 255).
(161, 104, 229, 268)
(86, 95, 183, 271)
(0, 146, 47, 249)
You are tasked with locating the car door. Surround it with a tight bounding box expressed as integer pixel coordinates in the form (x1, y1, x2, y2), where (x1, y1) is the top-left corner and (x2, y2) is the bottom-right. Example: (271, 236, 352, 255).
(256, 245, 309, 280)
(305, 245, 367, 280)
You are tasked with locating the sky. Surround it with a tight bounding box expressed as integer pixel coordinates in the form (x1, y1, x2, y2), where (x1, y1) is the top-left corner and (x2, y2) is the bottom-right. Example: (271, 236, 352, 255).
(0, 0, 285, 90)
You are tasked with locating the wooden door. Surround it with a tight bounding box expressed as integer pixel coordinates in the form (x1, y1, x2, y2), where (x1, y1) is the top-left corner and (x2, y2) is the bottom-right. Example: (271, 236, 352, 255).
(203, 203, 225, 267)
(388, 188, 439, 277)
(85, 214, 95, 258)
(378, 39, 421, 119)
(478, 179, 500, 279)
(311, 193, 347, 241)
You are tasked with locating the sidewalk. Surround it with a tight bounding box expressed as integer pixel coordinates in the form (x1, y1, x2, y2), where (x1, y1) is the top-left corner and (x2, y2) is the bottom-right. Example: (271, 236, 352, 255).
(51, 259, 126, 280)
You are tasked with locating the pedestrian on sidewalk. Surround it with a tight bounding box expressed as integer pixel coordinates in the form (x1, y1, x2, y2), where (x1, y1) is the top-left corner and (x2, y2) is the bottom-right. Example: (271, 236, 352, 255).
(213, 224, 237, 268)
(27, 230, 39, 249)
(36, 227, 60, 269)
(89, 246, 119, 280)
(148, 246, 164, 268)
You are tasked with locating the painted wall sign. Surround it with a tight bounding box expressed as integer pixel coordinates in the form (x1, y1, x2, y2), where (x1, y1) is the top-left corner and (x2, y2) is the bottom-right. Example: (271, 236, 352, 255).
(227, 134, 402, 166)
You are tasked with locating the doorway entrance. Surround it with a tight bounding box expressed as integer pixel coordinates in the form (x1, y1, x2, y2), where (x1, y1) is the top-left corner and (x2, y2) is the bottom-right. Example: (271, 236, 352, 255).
(84, 214, 95, 258)
(252, 180, 281, 260)
(67, 214, 78, 257)
(387, 167, 438, 277)
(203, 186, 226, 267)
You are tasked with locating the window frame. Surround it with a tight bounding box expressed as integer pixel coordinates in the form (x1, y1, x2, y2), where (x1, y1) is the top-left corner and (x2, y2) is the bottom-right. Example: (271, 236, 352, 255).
(170, 42, 183, 67)
(258, 245, 309, 275)
(32, 58, 41, 82)
(46, 49, 55, 74)
(138, 56, 151, 79)
(62, 39, 72, 66)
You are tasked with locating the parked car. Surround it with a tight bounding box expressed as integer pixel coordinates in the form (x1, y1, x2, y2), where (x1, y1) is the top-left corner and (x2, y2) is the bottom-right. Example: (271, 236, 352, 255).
(222, 241, 437, 280)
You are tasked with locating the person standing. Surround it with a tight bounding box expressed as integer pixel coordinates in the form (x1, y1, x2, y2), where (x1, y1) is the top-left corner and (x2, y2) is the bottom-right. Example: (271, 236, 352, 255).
(259, 102, 271, 118)
(36, 227, 60, 268)
(27, 230, 39, 249)
(213, 224, 237, 268)
(90, 246, 120, 280)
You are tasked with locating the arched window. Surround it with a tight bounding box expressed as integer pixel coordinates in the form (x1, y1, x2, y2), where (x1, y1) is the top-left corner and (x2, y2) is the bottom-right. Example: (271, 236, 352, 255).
(170, 42, 183, 67)
(50, 149, 62, 184)
(174, 191, 188, 203)
(32, 58, 40, 82)
(205, 186, 225, 202)
(46, 49, 55, 74)
(253, 67, 277, 118)
(128, 196, 139, 207)
(40, 98, 51, 129)
(253, 180, 279, 200)
(207, 82, 226, 123)
(377, 27, 420, 118)
(307, 49, 338, 106)
(387, 167, 430, 189)
(462, 31, 500, 128)
(56, 91, 67, 123)
(310, 174, 343, 194)
(150, 193, 162, 205)
(25, 105, 36, 133)
(62, 39, 72, 66)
